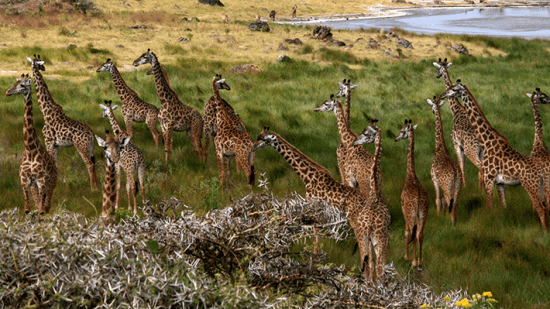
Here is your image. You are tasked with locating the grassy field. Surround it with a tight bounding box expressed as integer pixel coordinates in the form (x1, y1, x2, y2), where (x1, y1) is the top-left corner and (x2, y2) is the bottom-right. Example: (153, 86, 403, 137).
(2, 1, 550, 307)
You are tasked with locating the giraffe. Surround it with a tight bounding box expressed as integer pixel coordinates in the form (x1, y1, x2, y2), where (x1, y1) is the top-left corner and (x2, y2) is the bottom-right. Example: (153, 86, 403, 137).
(427, 96, 462, 225)
(99, 100, 146, 215)
(96, 130, 131, 225)
(97, 59, 161, 146)
(203, 74, 245, 164)
(441, 81, 549, 230)
(291, 4, 297, 18)
(5, 74, 57, 214)
(526, 88, 550, 207)
(253, 127, 390, 284)
(314, 94, 375, 198)
(28, 55, 98, 190)
(433, 58, 484, 188)
(133, 49, 204, 162)
(334, 79, 358, 184)
(395, 119, 429, 268)
(213, 75, 255, 187)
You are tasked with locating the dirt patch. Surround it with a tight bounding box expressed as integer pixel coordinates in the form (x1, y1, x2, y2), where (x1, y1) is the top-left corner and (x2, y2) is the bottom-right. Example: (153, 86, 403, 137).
(0, 0, 98, 16)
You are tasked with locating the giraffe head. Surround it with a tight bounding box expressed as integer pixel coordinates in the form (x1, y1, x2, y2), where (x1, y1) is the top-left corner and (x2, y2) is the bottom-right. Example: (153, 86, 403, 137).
(96, 130, 130, 166)
(5, 74, 32, 97)
(426, 95, 446, 114)
(526, 88, 550, 105)
(27, 54, 45, 71)
(433, 57, 453, 79)
(314, 94, 339, 112)
(253, 127, 276, 151)
(213, 74, 231, 91)
(440, 79, 465, 100)
(96, 58, 114, 73)
(353, 119, 379, 146)
(336, 79, 358, 98)
(99, 100, 119, 119)
(395, 119, 417, 142)
(133, 49, 154, 67)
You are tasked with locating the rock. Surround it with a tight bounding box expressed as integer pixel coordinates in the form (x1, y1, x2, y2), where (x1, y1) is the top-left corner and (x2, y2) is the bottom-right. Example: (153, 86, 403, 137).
(277, 54, 289, 62)
(116, 44, 124, 48)
(331, 40, 346, 47)
(397, 38, 413, 49)
(269, 10, 276, 20)
(248, 21, 270, 32)
(283, 38, 302, 45)
(230, 64, 262, 73)
(198, 0, 224, 7)
(177, 37, 189, 42)
(277, 44, 289, 51)
(313, 26, 332, 40)
(451, 43, 469, 54)
(388, 30, 399, 38)
(129, 25, 147, 29)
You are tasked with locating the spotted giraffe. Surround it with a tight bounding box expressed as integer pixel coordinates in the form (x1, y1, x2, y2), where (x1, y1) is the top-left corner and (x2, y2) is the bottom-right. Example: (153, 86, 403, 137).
(395, 120, 429, 268)
(133, 49, 204, 162)
(96, 130, 131, 225)
(97, 59, 161, 146)
(442, 81, 548, 230)
(99, 100, 146, 215)
(314, 94, 375, 198)
(427, 96, 462, 225)
(526, 88, 550, 206)
(433, 58, 484, 188)
(213, 75, 255, 187)
(253, 127, 390, 284)
(334, 79, 358, 184)
(28, 55, 98, 190)
(203, 74, 245, 164)
(5, 74, 57, 214)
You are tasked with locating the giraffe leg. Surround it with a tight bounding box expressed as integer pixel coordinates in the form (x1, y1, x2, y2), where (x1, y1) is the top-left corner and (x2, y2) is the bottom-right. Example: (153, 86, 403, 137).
(126, 169, 136, 213)
(163, 124, 173, 162)
(115, 164, 123, 211)
(411, 235, 418, 267)
(236, 152, 253, 187)
(417, 209, 427, 268)
(124, 115, 134, 139)
(484, 173, 496, 208)
(525, 183, 549, 231)
(44, 178, 56, 214)
(432, 174, 442, 215)
(451, 177, 461, 226)
(29, 182, 40, 211)
(138, 164, 146, 214)
(190, 124, 203, 162)
(496, 184, 507, 209)
(146, 110, 161, 146)
(453, 138, 466, 187)
(203, 126, 212, 163)
(21, 177, 32, 213)
(404, 223, 411, 261)
(223, 155, 232, 186)
(215, 145, 225, 188)
(374, 234, 388, 282)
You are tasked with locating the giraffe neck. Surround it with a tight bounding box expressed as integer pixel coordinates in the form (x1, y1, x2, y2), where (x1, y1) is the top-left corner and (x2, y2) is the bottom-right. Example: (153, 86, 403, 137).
(31, 65, 63, 117)
(106, 110, 129, 138)
(22, 91, 43, 152)
(212, 79, 221, 103)
(441, 67, 466, 118)
(406, 129, 416, 179)
(150, 53, 177, 104)
(434, 103, 447, 151)
(101, 162, 117, 218)
(215, 93, 233, 129)
(345, 87, 351, 126)
(370, 130, 383, 198)
(334, 100, 357, 147)
(531, 95, 548, 154)
(109, 64, 140, 102)
(461, 85, 507, 146)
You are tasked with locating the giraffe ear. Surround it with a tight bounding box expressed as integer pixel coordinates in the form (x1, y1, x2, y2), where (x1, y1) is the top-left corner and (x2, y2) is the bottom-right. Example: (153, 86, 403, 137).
(112, 105, 119, 110)
(413, 124, 418, 130)
(120, 136, 131, 147)
(427, 99, 434, 105)
(526, 93, 533, 98)
(350, 84, 358, 90)
(338, 81, 345, 88)
(99, 103, 107, 110)
(447, 62, 453, 68)
(432, 61, 441, 68)
(96, 135, 106, 148)
(439, 100, 446, 107)
(27, 57, 33, 63)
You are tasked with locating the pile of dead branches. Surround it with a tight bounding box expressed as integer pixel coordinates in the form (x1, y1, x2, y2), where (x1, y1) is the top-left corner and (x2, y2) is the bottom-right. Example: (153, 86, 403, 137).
(1, 187, 475, 308)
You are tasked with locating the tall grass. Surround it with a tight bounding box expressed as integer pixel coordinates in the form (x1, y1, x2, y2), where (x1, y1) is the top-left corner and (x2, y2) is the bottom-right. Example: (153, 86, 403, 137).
(2, 33, 550, 307)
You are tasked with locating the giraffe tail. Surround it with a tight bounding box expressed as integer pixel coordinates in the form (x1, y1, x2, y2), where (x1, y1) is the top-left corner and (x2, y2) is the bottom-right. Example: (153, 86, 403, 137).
(248, 165, 255, 185)
(408, 224, 417, 244)
(91, 155, 95, 164)
(361, 254, 368, 274)
(448, 198, 454, 214)
(134, 180, 139, 196)
(352, 242, 358, 255)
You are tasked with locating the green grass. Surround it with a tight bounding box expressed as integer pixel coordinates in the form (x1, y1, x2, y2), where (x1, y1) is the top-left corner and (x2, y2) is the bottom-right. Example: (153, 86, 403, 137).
(2, 33, 550, 308)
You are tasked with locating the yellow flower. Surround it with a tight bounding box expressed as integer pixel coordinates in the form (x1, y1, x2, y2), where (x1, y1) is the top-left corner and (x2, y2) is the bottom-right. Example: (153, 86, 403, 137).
(487, 298, 498, 303)
(473, 294, 482, 302)
(443, 296, 451, 302)
(482, 291, 493, 298)
(455, 298, 472, 308)
(420, 305, 430, 309)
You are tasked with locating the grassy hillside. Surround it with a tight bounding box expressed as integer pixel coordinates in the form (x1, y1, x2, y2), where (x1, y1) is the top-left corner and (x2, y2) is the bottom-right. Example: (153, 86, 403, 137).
(2, 1, 550, 307)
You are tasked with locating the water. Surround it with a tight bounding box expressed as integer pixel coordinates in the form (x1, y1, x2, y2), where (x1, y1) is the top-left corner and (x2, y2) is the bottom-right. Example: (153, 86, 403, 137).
(314, 7, 550, 39)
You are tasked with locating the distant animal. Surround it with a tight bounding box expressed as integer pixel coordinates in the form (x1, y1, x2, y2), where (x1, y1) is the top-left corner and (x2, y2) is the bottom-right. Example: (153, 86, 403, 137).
(291, 4, 297, 18)
(269, 10, 276, 21)
(255, 13, 261, 21)
(222, 13, 230, 23)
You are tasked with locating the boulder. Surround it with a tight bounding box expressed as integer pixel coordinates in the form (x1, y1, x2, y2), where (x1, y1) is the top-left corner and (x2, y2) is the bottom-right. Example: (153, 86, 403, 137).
(283, 38, 303, 45)
(397, 38, 413, 49)
(230, 64, 262, 73)
(451, 43, 469, 54)
(313, 26, 332, 40)
(198, 0, 224, 6)
(248, 21, 270, 32)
